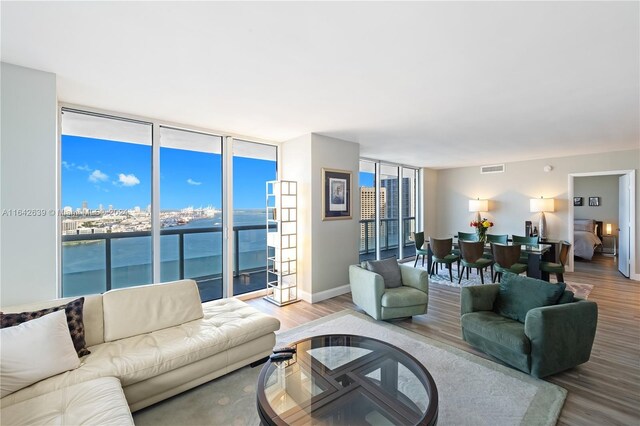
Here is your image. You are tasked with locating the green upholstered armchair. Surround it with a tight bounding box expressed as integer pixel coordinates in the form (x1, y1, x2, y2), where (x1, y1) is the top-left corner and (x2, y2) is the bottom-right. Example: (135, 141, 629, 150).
(460, 276, 598, 378)
(349, 263, 428, 321)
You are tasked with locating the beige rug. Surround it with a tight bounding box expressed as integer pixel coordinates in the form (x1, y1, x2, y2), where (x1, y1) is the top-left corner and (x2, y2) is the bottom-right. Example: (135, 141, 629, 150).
(134, 310, 567, 426)
(421, 265, 594, 299)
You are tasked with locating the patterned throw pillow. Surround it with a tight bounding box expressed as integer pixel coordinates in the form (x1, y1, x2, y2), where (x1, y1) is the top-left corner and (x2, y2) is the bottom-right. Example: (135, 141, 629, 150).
(0, 298, 90, 357)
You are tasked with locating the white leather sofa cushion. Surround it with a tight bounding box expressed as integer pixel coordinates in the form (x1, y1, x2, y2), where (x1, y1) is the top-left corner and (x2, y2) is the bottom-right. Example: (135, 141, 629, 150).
(1, 295, 104, 347)
(0, 377, 133, 426)
(1, 298, 280, 407)
(102, 280, 203, 342)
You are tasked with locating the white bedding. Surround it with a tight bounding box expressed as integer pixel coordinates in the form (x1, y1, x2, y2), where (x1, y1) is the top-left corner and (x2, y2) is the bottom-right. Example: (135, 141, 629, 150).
(574, 230, 602, 260)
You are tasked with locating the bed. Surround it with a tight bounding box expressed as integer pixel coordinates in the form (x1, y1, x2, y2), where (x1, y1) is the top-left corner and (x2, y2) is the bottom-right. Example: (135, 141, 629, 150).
(574, 219, 603, 260)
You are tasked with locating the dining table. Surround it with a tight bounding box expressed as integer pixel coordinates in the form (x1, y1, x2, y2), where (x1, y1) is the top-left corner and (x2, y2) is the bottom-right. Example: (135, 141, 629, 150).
(425, 240, 554, 282)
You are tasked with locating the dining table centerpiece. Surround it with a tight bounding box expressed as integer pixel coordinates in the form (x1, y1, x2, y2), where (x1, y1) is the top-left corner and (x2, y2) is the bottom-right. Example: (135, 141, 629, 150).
(470, 218, 494, 243)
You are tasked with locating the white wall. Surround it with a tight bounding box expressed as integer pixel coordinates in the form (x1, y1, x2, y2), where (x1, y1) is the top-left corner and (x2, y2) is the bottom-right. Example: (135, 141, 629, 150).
(310, 134, 360, 298)
(281, 133, 360, 302)
(424, 149, 640, 277)
(1, 63, 58, 305)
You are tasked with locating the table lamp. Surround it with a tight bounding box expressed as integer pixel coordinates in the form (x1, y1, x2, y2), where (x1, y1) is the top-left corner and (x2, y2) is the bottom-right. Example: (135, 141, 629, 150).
(469, 198, 488, 223)
(606, 223, 612, 235)
(530, 197, 555, 239)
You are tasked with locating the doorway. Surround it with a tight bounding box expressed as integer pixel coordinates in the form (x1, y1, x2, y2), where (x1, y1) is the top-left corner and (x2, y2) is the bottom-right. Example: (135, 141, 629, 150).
(568, 170, 636, 279)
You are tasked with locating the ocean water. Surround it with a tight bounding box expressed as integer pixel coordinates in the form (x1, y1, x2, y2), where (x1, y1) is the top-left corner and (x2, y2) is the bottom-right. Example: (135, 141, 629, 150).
(62, 210, 268, 297)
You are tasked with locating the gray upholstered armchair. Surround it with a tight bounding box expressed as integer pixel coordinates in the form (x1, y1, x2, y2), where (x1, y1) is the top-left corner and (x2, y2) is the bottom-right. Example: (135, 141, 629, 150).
(349, 260, 428, 321)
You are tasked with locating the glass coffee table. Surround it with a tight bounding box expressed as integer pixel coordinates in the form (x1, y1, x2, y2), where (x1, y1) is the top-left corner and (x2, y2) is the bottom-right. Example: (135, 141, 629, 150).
(257, 334, 438, 425)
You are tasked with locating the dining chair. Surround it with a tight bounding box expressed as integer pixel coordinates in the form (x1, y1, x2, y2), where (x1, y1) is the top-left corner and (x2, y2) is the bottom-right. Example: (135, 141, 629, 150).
(413, 232, 430, 267)
(486, 234, 508, 244)
(458, 231, 479, 242)
(540, 241, 572, 282)
(429, 237, 460, 282)
(458, 240, 493, 284)
(512, 235, 539, 263)
(482, 234, 508, 274)
(491, 243, 528, 282)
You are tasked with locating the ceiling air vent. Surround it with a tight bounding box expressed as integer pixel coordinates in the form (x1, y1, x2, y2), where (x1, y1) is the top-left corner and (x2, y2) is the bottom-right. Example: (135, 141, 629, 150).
(480, 164, 505, 174)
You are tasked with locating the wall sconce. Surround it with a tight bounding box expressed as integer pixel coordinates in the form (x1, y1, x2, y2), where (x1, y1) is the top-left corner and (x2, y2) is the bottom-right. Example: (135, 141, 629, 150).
(530, 196, 555, 239)
(469, 198, 488, 223)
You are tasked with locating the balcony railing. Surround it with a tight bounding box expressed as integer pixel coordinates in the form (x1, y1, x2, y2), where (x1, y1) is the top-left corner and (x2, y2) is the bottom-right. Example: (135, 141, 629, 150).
(359, 217, 416, 261)
(62, 224, 275, 300)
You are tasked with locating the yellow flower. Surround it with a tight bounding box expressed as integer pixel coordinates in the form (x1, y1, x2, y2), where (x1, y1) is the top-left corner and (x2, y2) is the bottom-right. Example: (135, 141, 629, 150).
(482, 220, 491, 228)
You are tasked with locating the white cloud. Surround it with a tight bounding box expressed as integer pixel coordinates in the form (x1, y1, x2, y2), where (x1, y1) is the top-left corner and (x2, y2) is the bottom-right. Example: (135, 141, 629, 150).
(77, 164, 92, 172)
(88, 169, 109, 183)
(187, 178, 202, 186)
(62, 161, 71, 170)
(118, 173, 140, 187)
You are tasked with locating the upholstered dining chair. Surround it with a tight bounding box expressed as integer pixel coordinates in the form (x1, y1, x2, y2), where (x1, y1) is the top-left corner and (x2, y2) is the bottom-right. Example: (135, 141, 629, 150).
(429, 237, 460, 282)
(459, 240, 493, 284)
(491, 243, 527, 282)
(540, 241, 572, 282)
(512, 235, 539, 245)
(486, 234, 508, 244)
(413, 232, 429, 267)
(458, 231, 479, 242)
(512, 235, 539, 263)
(483, 234, 509, 271)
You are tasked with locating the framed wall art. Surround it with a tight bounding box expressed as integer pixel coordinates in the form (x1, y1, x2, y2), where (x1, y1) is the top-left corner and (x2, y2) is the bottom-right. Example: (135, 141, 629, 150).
(573, 197, 583, 206)
(322, 168, 352, 220)
(589, 196, 600, 207)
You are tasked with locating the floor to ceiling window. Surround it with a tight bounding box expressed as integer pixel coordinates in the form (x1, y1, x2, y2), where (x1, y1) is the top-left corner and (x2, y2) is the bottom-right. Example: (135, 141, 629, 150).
(232, 140, 277, 296)
(60, 107, 277, 301)
(358, 159, 419, 263)
(159, 127, 223, 301)
(61, 109, 152, 296)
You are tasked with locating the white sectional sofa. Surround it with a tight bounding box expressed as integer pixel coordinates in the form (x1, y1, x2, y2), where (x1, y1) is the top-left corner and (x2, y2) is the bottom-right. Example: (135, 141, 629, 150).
(0, 279, 280, 425)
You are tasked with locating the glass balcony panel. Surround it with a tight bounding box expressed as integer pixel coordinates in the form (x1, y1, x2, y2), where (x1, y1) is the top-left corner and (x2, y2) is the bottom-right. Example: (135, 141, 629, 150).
(62, 240, 106, 297)
(160, 234, 180, 282)
(111, 236, 152, 289)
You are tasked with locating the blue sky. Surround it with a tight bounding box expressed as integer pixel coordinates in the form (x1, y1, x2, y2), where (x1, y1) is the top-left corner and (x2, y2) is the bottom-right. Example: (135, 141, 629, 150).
(359, 171, 374, 187)
(62, 136, 275, 210)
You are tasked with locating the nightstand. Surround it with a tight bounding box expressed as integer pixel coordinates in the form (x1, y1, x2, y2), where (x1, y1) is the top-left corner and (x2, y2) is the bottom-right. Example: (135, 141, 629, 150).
(601, 235, 617, 256)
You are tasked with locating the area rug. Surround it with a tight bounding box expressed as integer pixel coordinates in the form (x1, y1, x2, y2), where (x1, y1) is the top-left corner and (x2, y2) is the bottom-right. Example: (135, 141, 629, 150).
(134, 310, 566, 426)
(420, 265, 594, 299)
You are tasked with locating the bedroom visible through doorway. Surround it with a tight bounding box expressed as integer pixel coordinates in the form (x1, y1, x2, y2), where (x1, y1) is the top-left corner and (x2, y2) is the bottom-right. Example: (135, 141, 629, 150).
(568, 170, 636, 279)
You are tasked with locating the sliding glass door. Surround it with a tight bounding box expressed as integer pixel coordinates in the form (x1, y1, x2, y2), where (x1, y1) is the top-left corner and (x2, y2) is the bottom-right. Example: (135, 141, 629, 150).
(159, 127, 223, 301)
(232, 140, 277, 296)
(358, 159, 419, 262)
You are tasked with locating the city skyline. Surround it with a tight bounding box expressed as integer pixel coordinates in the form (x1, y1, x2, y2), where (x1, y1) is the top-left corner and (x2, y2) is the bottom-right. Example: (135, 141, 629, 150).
(62, 135, 276, 210)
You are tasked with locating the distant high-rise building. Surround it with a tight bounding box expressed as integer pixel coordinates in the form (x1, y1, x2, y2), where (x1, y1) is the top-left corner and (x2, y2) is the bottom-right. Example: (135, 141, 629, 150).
(108, 204, 113, 211)
(380, 177, 413, 220)
(98, 204, 103, 211)
(359, 187, 386, 251)
(81, 200, 88, 214)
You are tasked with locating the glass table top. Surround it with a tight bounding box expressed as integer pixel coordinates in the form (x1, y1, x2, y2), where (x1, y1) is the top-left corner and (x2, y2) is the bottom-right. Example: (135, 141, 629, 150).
(257, 334, 438, 426)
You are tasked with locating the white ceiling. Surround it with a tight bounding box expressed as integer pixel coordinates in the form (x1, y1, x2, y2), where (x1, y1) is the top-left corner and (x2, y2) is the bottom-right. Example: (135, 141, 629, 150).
(2, 1, 638, 168)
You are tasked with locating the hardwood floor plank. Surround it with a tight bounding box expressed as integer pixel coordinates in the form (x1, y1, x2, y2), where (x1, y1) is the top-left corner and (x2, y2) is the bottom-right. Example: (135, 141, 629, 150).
(247, 254, 640, 425)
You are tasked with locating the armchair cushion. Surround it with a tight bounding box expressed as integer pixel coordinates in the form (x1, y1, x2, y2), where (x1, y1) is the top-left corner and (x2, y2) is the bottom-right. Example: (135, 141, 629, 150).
(366, 257, 402, 288)
(461, 311, 531, 354)
(381, 287, 428, 308)
(494, 273, 566, 323)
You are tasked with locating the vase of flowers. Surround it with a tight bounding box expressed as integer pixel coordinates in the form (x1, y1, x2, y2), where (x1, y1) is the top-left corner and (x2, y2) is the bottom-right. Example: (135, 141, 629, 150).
(470, 218, 494, 243)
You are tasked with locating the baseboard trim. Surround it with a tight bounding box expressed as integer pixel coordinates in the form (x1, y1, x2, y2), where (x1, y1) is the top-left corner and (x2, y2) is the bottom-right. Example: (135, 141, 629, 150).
(300, 284, 351, 304)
